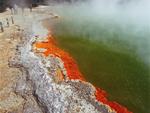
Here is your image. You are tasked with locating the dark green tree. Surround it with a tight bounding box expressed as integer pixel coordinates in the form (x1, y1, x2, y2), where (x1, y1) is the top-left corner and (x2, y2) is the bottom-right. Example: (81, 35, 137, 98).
(0, 0, 7, 12)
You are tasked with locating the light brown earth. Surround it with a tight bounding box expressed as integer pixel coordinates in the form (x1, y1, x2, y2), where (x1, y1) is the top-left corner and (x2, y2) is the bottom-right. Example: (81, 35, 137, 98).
(0, 7, 56, 113)
(0, 23, 24, 113)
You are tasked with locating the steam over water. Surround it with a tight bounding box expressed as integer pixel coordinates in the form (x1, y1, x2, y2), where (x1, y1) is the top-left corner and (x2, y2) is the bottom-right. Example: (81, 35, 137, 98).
(47, 0, 150, 113)
(50, 0, 150, 65)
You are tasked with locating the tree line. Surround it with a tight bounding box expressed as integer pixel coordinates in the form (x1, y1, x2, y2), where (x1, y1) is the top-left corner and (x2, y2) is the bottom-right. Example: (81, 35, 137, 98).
(0, 0, 87, 12)
(0, 0, 48, 12)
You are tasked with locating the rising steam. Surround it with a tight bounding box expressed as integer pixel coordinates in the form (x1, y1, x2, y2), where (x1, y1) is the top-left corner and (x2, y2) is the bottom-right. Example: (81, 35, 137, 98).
(48, 0, 150, 65)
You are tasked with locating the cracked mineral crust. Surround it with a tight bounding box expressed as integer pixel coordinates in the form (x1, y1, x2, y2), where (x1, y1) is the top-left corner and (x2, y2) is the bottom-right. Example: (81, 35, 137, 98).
(0, 7, 115, 113)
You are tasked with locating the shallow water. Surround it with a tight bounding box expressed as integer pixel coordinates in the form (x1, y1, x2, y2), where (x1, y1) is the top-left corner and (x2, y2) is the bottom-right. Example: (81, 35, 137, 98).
(48, 2, 150, 112)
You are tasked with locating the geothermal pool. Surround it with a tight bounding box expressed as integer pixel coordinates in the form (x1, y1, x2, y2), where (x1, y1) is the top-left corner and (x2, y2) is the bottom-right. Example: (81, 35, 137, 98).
(47, 1, 150, 113)
(53, 34, 149, 113)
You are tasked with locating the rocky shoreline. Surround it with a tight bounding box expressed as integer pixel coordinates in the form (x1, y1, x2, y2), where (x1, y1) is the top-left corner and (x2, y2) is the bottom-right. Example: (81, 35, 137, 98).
(8, 13, 115, 112)
(0, 6, 131, 113)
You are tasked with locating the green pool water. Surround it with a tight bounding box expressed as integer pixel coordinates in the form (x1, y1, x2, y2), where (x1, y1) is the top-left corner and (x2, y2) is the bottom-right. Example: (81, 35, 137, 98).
(54, 35, 149, 113)
(47, 4, 150, 112)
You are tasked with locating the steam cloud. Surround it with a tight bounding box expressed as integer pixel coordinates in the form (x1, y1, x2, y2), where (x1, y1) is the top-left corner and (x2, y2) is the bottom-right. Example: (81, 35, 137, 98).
(48, 0, 150, 66)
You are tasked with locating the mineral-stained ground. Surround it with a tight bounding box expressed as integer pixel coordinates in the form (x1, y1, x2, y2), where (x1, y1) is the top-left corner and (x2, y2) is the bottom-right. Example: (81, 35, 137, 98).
(0, 6, 131, 113)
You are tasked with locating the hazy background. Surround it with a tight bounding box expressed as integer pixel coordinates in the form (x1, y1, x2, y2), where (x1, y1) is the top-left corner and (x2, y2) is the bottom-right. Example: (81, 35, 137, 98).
(49, 0, 150, 65)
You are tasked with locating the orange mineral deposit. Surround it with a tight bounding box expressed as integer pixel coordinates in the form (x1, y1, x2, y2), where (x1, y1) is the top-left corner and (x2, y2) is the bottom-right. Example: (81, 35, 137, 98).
(35, 34, 132, 113)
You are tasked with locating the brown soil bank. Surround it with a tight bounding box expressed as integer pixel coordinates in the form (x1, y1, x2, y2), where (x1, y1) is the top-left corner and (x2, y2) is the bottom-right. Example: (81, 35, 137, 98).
(0, 25, 24, 112)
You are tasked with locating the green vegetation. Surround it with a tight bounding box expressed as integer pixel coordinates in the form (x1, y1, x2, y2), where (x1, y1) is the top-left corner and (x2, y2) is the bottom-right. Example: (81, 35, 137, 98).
(0, 0, 6, 12)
